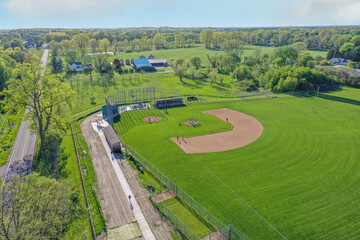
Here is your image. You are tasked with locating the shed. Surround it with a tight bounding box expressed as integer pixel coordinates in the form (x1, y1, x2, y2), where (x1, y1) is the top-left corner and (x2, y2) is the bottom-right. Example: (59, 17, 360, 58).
(139, 55, 146, 59)
(125, 59, 130, 65)
(148, 54, 155, 59)
(103, 126, 121, 152)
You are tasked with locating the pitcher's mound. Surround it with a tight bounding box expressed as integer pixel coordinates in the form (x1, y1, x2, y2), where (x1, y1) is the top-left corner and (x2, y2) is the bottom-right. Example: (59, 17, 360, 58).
(172, 109, 263, 153)
(143, 116, 162, 122)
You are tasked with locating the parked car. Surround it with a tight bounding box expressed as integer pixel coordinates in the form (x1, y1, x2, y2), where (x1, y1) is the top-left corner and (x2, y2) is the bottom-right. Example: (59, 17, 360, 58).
(187, 96, 198, 101)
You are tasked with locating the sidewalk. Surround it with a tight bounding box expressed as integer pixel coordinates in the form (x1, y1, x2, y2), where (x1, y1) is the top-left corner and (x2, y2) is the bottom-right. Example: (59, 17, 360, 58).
(92, 121, 156, 240)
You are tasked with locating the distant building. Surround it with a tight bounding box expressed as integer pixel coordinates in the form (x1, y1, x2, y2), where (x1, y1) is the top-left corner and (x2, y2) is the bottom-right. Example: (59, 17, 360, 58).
(139, 55, 146, 59)
(329, 58, 353, 66)
(69, 62, 83, 71)
(119, 59, 124, 65)
(132, 59, 153, 70)
(148, 54, 155, 59)
(125, 59, 130, 65)
(149, 58, 168, 68)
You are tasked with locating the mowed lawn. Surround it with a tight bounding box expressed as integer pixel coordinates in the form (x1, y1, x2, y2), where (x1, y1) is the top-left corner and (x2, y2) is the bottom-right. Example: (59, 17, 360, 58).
(111, 46, 327, 63)
(115, 88, 360, 239)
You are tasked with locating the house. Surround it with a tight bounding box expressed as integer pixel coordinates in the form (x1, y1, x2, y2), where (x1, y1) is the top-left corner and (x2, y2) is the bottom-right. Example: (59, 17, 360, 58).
(148, 54, 155, 59)
(132, 59, 153, 70)
(329, 58, 353, 66)
(125, 59, 130, 65)
(69, 62, 83, 71)
(149, 58, 168, 68)
(139, 55, 146, 59)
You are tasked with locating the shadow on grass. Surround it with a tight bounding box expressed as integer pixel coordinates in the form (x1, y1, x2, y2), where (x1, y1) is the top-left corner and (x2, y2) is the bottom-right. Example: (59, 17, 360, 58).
(317, 94, 360, 106)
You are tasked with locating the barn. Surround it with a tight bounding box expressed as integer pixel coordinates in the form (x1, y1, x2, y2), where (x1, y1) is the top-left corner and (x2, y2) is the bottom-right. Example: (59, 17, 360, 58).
(103, 126, 121, 152)
(132, 59, 153, 70)
(149, 58, 168, 67)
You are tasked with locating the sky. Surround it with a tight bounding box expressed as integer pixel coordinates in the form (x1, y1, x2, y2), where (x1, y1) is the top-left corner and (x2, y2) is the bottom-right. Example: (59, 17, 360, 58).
(0, 0, 359, 29)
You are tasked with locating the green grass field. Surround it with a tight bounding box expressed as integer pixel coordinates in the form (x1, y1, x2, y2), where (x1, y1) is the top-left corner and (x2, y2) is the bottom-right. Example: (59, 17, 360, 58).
(60, 136, 93, 239)
(112, 46, 327, 63)
(114, 88, 360, 239)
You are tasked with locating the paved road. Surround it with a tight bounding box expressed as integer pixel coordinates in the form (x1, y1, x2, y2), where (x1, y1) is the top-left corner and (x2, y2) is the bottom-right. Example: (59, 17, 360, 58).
(0, 48, 49, 183)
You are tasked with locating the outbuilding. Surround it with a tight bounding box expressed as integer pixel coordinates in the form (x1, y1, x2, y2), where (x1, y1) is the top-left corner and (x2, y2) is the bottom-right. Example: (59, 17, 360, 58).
(132, 59, 153, 70)
(103, 125, 121, 152)
(149, 58, 168, 67)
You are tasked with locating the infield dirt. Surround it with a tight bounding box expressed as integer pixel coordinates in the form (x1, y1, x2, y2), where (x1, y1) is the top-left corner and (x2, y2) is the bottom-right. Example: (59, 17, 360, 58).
(172, 109, 263, 153)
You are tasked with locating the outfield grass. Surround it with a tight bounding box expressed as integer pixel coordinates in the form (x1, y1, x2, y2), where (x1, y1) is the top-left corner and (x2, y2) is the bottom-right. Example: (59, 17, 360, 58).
(114, 88, 360, 239)
(163, 197, 216, 238)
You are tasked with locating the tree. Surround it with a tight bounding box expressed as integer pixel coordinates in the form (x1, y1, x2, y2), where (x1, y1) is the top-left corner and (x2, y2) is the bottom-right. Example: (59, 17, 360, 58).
(209, 68, 218, 85)
(0, 174, 78, 239)
(0, 58, 11, 91)
(72, 33, 89, 56)
(65, 50, 77, 63)
(173, 58, 187, 82)
(190, 56, 202, 70)
(298, 53, 314, 67)
(292, 42, 307, 53)
(93, 54, 112, 73)
(272, 46, 298, 66)
(2, 62, 75, 149)
(51, 56, 64, 74)
(89, 38, 98, 52)
(99, 38, 110, 53)
(9, 38, 23, 50)
(200, 30, 214, 49)
(231, 65, 253, 82)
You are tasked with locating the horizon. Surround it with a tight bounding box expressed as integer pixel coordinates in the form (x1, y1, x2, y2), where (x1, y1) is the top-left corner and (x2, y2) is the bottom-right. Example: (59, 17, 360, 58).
(0, 0, 359, 29)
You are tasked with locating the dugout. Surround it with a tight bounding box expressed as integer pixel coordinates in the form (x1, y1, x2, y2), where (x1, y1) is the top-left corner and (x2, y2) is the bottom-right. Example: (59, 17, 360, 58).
(103, 125, 121, 152)
(155, 98, 183, 108)
(101, 102, 119, 119)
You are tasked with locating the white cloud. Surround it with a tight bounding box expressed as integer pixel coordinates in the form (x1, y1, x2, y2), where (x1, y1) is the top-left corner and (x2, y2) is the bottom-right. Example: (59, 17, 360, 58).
(5, 0, 128, 18)
(278, 0, 360, 25)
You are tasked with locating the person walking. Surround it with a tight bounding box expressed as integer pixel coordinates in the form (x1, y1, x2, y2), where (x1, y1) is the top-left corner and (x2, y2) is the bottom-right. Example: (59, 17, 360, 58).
(226, 117, 228, 122)
(177, 136, 179, 142)
(182, 135, 184, 141)
(128, 195, 131, 201)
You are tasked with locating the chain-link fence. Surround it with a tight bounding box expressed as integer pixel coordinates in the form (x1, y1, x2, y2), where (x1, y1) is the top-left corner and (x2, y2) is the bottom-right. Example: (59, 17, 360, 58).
(121, 142, 249, 240)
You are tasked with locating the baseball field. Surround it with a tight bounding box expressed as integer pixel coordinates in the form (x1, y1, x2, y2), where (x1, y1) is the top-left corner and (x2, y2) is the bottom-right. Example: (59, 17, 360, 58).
(114, 87, 360, 239)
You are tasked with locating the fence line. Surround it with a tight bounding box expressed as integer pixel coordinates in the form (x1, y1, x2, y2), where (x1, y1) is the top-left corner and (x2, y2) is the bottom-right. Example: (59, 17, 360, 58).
(120, 142, 249, 240)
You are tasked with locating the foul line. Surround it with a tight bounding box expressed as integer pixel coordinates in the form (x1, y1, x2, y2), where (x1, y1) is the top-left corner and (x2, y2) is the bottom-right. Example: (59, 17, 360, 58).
(154, 110, 288, 240)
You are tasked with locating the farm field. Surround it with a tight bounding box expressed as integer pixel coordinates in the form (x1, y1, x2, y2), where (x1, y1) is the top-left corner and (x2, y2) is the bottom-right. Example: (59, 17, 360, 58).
(111, 45, 327, 63)
(114, 88, 360, 239)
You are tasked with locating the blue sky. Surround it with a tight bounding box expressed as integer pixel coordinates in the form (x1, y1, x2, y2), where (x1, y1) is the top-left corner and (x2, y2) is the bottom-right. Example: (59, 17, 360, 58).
(0, 0, 359, 29)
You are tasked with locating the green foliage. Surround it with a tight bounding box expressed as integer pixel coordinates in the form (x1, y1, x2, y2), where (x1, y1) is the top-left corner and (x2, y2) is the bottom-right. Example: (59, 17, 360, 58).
(189, 56, 202, 70)
(271, 45, 298, 66)
(51, 56, 64, 74)
(0, 173, 78, 239)
(2, 62, 75, 146)
(264, 66, 335, 91)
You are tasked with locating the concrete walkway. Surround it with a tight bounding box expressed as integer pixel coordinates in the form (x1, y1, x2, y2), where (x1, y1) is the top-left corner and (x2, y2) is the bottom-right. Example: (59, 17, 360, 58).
(91, 121, 156, 240)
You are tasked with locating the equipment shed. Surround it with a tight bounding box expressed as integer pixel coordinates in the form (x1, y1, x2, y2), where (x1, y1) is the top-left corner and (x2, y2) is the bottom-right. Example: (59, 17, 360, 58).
(103, 126, 121, 152)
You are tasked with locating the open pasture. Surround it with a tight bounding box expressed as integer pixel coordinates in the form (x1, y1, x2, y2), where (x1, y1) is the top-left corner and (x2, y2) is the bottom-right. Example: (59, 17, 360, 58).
(114, 89, 360, 239)
(112, 46, 327, 63)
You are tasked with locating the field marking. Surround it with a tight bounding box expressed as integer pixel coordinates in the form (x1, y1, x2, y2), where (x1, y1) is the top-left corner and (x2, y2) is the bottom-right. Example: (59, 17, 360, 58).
(153, 108, 288, 240)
